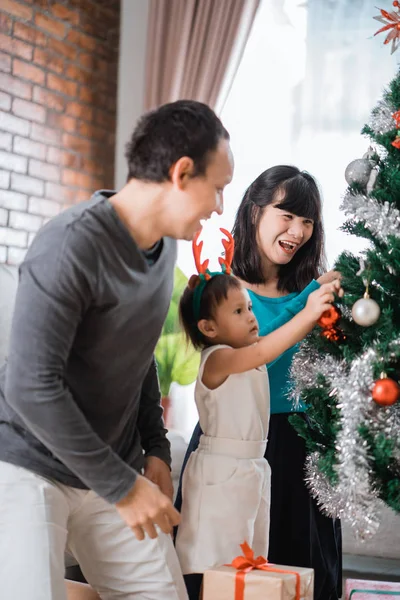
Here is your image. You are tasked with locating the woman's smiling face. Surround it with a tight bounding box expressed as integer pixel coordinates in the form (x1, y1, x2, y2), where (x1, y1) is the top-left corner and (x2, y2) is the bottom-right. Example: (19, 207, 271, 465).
(256, 190, 314, 268)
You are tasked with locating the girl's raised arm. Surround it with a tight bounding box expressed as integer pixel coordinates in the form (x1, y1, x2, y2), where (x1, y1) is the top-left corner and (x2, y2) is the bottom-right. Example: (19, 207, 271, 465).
(203, 282, 341, 388)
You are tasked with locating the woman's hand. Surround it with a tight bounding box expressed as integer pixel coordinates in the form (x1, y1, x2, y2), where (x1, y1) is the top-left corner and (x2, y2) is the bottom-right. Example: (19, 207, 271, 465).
(304, 280, 344, 322)
(317, 270, 342, 286)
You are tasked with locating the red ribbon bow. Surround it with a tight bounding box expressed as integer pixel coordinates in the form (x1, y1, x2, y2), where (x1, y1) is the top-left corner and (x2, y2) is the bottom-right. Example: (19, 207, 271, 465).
(225, 542, 301, 600)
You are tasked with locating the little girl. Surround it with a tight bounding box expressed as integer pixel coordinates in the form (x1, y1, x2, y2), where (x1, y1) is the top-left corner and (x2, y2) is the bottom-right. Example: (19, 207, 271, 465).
(175, 229, 342, 578)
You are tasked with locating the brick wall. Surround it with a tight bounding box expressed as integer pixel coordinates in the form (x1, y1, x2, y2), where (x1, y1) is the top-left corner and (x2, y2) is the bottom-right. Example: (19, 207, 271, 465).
(0, 0, 120, 265)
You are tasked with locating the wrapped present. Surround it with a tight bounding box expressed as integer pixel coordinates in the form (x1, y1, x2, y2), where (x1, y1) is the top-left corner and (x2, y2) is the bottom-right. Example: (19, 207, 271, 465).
(203, 542, 314, 600)
(345, 578, 400, 599)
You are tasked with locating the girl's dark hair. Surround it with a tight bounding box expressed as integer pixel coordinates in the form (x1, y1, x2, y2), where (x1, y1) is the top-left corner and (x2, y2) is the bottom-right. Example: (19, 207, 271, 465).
(179, 274, 242, 350)
(231, 165, 327, 293)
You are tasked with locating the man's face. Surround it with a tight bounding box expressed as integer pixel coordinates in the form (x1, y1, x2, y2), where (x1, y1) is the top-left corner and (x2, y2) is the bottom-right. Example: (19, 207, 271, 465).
(168, 138, 234, 241)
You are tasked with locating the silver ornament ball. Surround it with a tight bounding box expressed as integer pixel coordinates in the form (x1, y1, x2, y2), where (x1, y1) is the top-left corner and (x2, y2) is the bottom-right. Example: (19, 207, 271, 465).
(345, 159, 373, 187)
(352, 297, 381, 327)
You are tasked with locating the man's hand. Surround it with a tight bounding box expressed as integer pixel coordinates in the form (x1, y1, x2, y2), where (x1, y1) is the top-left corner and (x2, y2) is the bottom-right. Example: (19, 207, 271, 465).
(144, 455, 174, 501)
(115, 474, 180, 541)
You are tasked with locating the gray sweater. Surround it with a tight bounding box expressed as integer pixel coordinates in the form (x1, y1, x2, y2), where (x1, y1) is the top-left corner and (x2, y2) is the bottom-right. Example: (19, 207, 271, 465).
(0, 191, 176, 504)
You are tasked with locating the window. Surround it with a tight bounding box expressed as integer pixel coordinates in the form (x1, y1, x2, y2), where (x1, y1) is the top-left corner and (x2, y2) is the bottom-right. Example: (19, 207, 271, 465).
(177, 0, 399, 275)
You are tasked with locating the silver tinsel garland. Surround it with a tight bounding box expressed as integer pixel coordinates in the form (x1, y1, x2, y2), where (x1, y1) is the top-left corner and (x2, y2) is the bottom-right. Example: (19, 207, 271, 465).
(332, 347, 382, 538)
(291, 336, 400, 538)
(290, 345, 381, 537)
(304, 452, 349, 520)
(341, 192, 400, 242)
(369, 99, 396, 136)
(289, 340, 344, 407)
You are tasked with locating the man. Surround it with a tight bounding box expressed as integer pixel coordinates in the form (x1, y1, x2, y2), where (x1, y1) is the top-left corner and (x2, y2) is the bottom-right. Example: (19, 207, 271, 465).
(0, 100, 233, 600)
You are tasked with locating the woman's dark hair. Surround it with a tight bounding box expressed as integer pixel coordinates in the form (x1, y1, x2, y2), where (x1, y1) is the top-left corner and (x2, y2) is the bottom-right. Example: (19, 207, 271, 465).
(125, 100, 230, 183)
(231, 165, 327, 293)
(179, 274, 242, 350)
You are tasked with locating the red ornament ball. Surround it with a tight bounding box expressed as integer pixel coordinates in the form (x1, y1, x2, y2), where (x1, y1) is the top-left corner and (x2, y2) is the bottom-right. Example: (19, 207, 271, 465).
(321, 326, 346, 343)
(372, 378, 400, 406)
(317, 305, 342, 328)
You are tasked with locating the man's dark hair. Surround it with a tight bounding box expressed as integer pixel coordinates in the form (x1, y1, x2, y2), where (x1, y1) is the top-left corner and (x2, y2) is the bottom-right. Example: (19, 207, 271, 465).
(232, 165, 327, 293)
(125, 100, 230, 182)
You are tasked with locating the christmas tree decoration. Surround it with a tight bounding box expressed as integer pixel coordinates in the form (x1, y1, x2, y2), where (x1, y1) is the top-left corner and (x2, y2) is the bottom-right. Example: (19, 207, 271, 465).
(317, 305, 341, 328)
(344, 149, 378, 192)
(392, 133, 400, 148)
(374, 2, 400, 54)
(344, 157, 373, 187)
(317, 306, 346, 343)
(352, 294, 381, 327)
(351, 261, 381, 327)
(321, 327, 346, 343)
(372, 376, 400, 405)
(292, 338, 400, 537)
(289, 65, 400, 538)
(391, 91, 400, 148)
(341, 193, 400, 243)
(369, 100, 397, 135)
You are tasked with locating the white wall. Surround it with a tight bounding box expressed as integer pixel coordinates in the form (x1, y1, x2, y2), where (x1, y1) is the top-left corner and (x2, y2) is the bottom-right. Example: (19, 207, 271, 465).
(114, 0, 149, 190)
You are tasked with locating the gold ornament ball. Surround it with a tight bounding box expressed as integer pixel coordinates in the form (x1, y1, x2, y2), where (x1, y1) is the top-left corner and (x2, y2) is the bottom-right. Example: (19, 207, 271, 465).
(351, 297, 381, 327)
(372, 378, 400, 406)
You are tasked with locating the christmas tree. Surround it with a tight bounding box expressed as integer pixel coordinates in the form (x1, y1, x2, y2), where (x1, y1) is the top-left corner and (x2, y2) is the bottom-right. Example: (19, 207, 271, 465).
(290, 7, 400, 538)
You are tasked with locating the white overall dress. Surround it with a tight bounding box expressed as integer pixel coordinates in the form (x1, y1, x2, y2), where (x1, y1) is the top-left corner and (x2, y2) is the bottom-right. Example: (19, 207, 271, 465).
(175, 344, 271, 574)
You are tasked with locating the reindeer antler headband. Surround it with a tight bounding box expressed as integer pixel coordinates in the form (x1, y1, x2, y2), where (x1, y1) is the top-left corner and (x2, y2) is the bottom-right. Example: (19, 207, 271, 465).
(192, 228, 234, 322)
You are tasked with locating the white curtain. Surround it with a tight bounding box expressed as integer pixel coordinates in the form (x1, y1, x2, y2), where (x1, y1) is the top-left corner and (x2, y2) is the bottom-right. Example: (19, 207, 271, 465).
(144, 0, 260, 111)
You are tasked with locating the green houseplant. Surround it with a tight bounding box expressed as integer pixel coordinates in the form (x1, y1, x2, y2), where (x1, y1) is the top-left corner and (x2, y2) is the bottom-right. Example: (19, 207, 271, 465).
(155, 267, 200, 427)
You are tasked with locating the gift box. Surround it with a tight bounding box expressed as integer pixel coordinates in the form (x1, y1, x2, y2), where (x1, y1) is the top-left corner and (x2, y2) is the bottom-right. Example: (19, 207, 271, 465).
(203, 542, 314, 600)
(345, 578, 400, 599)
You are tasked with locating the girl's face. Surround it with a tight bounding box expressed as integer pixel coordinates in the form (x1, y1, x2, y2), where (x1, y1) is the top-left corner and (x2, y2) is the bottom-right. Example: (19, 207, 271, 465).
(204, 286, 260, 348)
(257, 198, 314, 269)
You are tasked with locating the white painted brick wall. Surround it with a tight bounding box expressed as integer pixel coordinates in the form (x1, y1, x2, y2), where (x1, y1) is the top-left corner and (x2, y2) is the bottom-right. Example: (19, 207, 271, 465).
(29, 159, 60, 183)
(0, 150, 27, 174)
(0, 227, 27, 247)
(11, 173, 44, 197)
(9, 210, 42, 233)
(0, 169, 10, 189)
(0, 132, 12, 152)
(0, 208, 8, 227)
(29, 196, 60, 218)
(7, 246, 27, 266)
(0, 191, 28, 211)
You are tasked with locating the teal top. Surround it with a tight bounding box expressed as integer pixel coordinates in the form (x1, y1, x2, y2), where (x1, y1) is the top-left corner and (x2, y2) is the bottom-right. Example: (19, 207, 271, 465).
(248, 279, 320, 414)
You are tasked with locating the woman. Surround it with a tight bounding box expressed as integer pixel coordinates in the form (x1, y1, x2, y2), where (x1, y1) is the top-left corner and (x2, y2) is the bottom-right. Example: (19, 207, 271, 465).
(175, 165, 342, 600)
